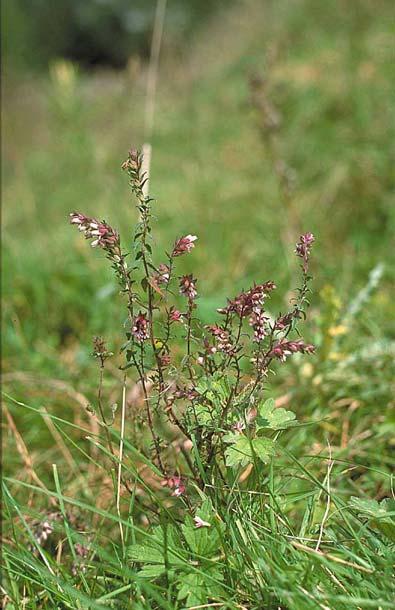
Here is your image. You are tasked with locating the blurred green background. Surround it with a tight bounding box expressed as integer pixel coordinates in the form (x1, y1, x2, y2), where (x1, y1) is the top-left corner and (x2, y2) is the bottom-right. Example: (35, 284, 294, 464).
(2, 0, 394, 387)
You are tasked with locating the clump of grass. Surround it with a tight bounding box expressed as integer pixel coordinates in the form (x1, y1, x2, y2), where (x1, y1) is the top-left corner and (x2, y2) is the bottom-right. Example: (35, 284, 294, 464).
(2, 149, 394, 609)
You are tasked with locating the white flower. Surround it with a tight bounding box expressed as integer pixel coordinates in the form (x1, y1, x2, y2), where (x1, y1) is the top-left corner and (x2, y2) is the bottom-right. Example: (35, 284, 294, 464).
(194, 516, 211, 528)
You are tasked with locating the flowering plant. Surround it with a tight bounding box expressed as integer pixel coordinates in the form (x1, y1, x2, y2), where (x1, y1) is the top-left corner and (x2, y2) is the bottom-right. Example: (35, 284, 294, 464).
(70, 148, 315, 497)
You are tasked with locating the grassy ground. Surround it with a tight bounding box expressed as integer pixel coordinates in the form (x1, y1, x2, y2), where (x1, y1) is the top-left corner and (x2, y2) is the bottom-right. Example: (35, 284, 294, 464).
(2, 1, 395, 608)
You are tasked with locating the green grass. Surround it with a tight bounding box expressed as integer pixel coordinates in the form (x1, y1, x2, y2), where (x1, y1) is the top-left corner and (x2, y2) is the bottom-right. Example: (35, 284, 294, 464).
(2, 1, 395, 608)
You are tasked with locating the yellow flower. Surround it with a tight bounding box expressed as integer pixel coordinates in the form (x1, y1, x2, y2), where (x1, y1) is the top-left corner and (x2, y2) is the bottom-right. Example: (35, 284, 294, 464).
(328, 324, 348, 337)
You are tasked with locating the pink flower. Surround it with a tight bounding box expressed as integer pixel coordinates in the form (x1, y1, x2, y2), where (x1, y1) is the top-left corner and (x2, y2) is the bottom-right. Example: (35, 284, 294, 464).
(154, 263, 170, 285)
(194, 516, 211, 528)
(172, 485, 185, 497)
(169, 307, 183, 322)
(172, 235, 197, 257)
(232, 420, 246, 434)
(295, 232, 315, 272)
(132, 312, 150, 343)
(69, 212, 120, 253)
(74, 543, 89, 558)
(179, 274, 197, 300)
(249, 309, 269, 342)
(161, 475, 185, 497)
(121, 148, 140, 172)
(269, 339, 315, 362)
(205, 324, 234, 354)
(218, 281, 276, 318)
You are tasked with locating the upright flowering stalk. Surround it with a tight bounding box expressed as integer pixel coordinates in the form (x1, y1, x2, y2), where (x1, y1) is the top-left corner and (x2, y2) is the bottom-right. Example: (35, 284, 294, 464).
(179, 273, 198, 379)
(294, 232, 315, 317)
(69, 146, 317, 501)
(295, 232, 315, 274)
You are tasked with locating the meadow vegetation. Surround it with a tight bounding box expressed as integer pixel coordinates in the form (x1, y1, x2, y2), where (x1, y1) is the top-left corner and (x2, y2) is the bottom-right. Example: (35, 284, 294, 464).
(2, 1, 395, 608)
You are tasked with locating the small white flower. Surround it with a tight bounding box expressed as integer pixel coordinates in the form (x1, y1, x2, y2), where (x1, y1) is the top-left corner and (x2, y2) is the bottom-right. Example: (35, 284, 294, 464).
(194, 516, 211, 528)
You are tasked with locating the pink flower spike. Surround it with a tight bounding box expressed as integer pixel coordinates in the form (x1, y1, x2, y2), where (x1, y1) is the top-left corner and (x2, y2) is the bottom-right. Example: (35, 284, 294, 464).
(179, 274, 198, 300)
(132, 312, 150, 343)
(194, 516, 211, 528)
(69, 212, 120, 254)
(218, 281, 276, 318)
(169, 307, 183, 322)
(295, 232, 315, 272)
(172, 235, 197, 257)
(269, 339, 315, 362)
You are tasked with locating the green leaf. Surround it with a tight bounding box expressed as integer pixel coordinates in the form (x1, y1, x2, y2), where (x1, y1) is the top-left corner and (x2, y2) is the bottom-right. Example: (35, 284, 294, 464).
(349, 497, 381, 517)
(182, 506, 221, 557)
(252, 437, 276, 463)
(177, 573, 206, 606)
(225, 434, 276, 467)
(128, 526, 187, 567)
(224, 434, 253, 467)
(177, 569, 225, 606)
(350, 497, 395, 541)
(193, 403, 215, 426)
(195, 372, 230, 407)
(182, 518, 201, 554)
(137, 564, 166, 579)
(128, 544, 164, 564)
(197, 498, 215, 523)
(256, 398, 296, 430)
